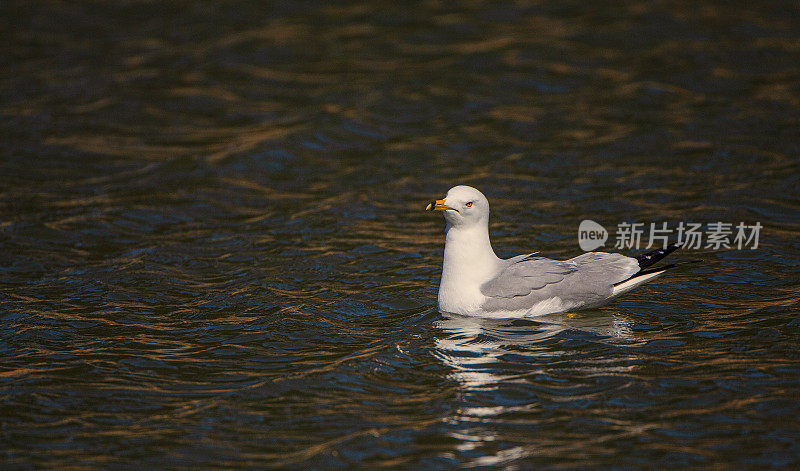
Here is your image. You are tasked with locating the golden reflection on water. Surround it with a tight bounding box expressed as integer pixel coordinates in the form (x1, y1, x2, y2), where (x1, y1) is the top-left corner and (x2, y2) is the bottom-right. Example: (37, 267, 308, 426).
(4, 0, 800, 468)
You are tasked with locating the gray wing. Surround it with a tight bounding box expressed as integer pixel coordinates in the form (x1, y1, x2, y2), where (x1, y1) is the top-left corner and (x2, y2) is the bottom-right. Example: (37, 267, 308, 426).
(480, 256, 579, 298)
(568, 252, 640, 283)
(480, 252, 640, 309)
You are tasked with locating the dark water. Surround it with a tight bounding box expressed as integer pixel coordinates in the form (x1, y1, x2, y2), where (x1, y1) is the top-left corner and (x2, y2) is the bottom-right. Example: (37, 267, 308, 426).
(2, 1, 800, 468)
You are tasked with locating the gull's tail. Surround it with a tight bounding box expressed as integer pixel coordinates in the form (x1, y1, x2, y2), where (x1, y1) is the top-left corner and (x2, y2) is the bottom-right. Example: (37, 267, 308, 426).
(611, 243, 685, 296)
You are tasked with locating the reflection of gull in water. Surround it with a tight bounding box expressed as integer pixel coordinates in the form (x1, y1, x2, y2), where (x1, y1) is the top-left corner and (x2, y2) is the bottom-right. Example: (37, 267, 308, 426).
(434, 312, 639, 389)
(434, 312, 645, 467)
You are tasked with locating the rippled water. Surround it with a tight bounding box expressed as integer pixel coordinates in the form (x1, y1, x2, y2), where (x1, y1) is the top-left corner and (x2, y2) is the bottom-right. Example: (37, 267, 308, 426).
(3, 1, 800, 468)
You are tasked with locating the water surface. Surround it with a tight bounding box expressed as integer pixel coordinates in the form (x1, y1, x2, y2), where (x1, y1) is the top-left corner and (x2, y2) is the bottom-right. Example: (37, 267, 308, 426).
(2, 1, 800, 468)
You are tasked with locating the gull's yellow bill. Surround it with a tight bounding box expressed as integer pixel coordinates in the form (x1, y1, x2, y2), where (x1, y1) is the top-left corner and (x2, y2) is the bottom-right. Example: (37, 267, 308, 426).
(425, 199, 456, 211)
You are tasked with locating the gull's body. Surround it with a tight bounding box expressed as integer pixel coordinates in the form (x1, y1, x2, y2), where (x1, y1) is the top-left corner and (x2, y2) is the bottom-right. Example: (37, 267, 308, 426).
(427, 185, 680, 317)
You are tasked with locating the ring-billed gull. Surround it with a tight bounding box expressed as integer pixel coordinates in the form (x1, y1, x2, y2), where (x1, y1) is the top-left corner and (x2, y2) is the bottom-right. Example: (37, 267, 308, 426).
(426, 185, 683, 317)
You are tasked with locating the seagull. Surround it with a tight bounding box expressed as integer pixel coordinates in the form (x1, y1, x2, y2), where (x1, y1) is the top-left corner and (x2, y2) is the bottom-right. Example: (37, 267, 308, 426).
(426, 185, 683, 317)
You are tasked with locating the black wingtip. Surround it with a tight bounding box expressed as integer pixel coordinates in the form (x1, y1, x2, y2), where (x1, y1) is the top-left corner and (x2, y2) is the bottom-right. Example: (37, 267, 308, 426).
(635, 242, 683, 271)
(615, 245, 698, 287)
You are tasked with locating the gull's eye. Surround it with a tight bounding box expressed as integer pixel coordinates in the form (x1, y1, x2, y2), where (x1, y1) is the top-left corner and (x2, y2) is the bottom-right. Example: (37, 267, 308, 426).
(465, 201, 473, 207)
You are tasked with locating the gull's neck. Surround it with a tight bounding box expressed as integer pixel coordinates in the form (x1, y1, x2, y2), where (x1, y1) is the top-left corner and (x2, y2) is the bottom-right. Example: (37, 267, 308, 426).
(438, 221, 501, 313)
